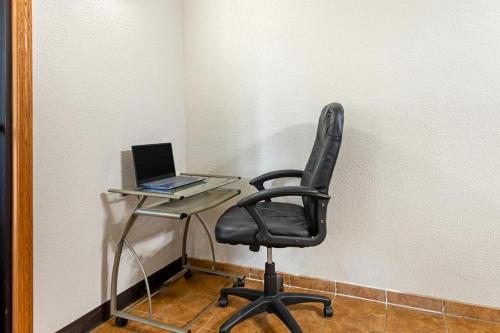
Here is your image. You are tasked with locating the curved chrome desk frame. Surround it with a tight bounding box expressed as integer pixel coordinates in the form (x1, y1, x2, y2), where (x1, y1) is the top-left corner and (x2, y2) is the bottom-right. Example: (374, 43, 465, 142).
(108, 174, 243, 333)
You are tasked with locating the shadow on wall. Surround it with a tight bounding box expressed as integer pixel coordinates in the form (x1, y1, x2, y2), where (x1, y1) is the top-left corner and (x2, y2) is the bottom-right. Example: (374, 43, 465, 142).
(188, 123, 317, 263)
(308, 126, 443, 285)
(99, 150, 182, 304)
(190, 121, 440, 281)
(196, 123, 317, 179)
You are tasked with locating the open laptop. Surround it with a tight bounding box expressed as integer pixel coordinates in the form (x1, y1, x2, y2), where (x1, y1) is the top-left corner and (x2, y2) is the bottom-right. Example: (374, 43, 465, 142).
(132, 143, 204, 191)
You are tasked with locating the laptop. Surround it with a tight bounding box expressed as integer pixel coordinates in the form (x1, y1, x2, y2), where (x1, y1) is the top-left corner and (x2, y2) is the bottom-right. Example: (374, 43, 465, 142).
(132, 143, 204, 192)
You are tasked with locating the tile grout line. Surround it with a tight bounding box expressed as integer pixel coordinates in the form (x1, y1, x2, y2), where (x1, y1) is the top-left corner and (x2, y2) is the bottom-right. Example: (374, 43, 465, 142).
(443, 300, 449, 333)
(319, 290, 336, 333)
(319, 315, 328, 333)
(445, 314, 500, 326)
(130, 277, 233, 332)
(194, 277, 239, 333)
(383, 299, 388, 333)
(385, 302, 445, 315)
(196, 302, 223, 333)
(443, 312, 450, 333)
(384, 289, 388, 333)
(333, 292, 387, 305)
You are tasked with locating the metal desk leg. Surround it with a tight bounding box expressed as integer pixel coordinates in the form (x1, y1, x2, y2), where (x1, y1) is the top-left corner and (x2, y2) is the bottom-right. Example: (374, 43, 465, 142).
(181, 213, 246, 282)
(194, 213, 216, 269)
(110, 197, 192, 333)
(124, 239, 153, 320)
(181, 216, 192, 267)
(110, 196, 146, 314)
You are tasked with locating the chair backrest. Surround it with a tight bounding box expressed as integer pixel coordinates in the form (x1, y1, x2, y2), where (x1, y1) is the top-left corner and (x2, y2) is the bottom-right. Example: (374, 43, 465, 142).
(300, 103, 344, 228)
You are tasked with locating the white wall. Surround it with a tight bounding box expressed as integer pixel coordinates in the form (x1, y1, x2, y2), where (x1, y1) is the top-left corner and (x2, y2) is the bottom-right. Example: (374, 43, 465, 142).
(184, 0, 500, 308)
(33, 1, 500, 330)
(33, 1, 186, 331)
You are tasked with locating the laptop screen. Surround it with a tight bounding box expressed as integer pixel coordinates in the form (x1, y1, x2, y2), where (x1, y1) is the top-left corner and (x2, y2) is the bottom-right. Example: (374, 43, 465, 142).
(132, 143, 176, 185)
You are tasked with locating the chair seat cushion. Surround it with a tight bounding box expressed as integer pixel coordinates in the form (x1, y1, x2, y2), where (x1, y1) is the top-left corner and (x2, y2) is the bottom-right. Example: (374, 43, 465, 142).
(215, 202, 311, 246)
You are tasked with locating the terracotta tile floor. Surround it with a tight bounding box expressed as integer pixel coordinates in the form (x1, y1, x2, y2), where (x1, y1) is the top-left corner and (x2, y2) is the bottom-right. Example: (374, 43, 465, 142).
(93, 273, 500, 333)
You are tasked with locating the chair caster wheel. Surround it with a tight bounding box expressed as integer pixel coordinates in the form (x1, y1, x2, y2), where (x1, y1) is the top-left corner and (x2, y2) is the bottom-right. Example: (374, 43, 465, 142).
(219, 296, 229, 307)
(324, 305, 334, 317)
(233, 277, 245, 287)
(184, 269, 193, 279)
(115, 317, 128, 327)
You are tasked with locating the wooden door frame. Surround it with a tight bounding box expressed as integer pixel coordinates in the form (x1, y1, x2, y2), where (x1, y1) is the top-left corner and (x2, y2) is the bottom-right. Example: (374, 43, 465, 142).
(11, 0, 32, 332)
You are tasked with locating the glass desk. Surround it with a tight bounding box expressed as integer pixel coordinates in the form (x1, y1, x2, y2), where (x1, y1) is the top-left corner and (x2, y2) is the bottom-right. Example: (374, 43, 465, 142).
(108, 173, 243, 333)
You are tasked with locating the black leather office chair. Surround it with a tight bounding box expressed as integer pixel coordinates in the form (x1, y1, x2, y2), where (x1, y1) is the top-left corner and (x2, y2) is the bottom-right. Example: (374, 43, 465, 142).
(214, 103, 344, 333)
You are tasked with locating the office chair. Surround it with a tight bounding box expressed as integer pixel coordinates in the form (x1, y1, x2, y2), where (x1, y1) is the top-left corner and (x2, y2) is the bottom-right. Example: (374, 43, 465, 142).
(214, 103, 344, 333)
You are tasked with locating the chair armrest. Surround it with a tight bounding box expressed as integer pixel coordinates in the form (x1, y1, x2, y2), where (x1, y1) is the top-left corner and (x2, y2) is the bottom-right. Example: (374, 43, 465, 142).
(237, 186, 330, 207)
(249, 169, 304, 190)
(237, 186, 330, 247)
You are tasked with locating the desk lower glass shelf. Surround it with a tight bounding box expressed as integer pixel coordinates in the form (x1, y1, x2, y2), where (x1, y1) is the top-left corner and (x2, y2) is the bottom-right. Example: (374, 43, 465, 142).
(135, 188, 240, 219)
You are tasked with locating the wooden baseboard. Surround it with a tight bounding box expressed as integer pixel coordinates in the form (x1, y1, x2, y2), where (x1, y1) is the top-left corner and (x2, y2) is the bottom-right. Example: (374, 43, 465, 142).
(188, 257, 500, 324)
(56, 257, 183, 333)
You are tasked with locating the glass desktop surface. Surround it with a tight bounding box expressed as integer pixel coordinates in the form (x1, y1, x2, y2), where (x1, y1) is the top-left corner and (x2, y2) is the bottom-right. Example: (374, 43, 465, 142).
(108, 174, 240, 200)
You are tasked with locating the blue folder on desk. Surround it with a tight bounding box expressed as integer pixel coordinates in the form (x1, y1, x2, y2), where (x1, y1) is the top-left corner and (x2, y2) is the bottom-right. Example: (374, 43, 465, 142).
(140, 176, 207, 194)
